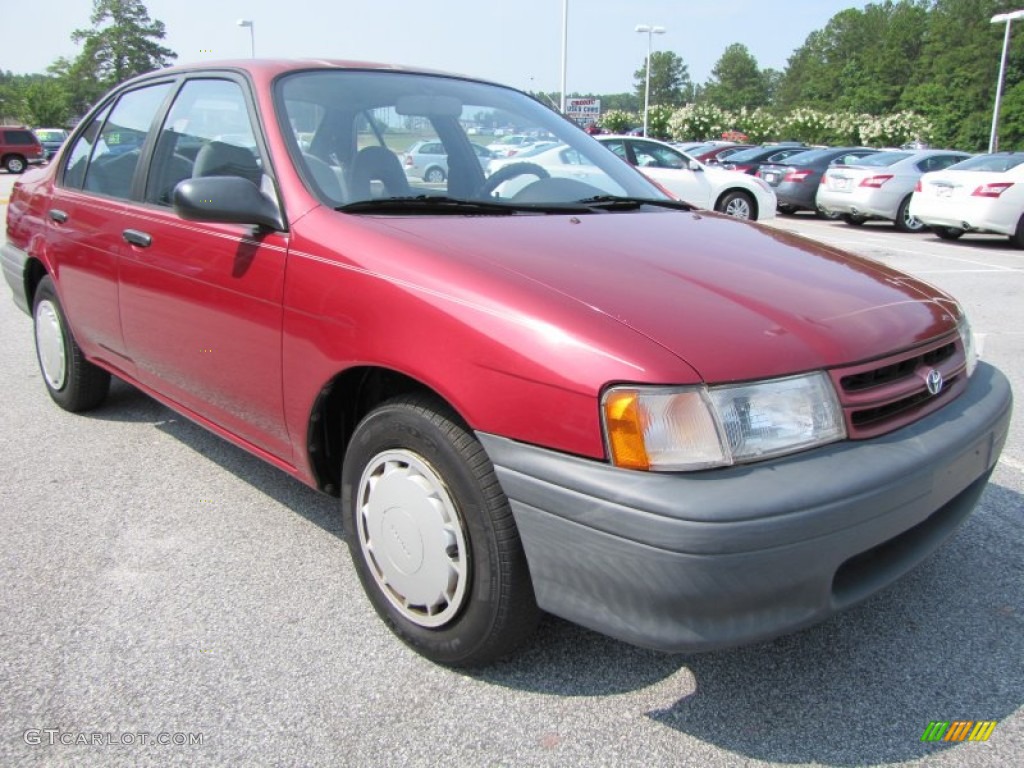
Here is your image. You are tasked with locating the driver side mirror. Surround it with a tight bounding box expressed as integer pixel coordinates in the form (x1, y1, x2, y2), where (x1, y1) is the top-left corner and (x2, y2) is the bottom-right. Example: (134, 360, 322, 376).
(173, 176, 285, 231)
(688, 160, 703, 172)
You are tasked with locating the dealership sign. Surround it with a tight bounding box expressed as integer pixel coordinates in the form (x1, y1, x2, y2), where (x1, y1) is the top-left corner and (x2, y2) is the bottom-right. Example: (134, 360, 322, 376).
(566, 98, 601, 120)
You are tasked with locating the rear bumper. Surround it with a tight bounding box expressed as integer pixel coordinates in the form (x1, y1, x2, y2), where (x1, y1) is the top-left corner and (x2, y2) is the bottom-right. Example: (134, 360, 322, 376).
(1, 241, 31, 314)
(910, 196, 1018, 235)
(817, 187, 903, 220)
(480, 363, 1012, 652)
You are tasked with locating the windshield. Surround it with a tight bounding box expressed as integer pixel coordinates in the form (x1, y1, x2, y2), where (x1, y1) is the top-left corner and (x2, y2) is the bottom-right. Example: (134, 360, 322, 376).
(275, 70, 662, 211)
(947, 153, 1024, 172)
(725, 145, 789, 163)
(35, 130, 67, 142)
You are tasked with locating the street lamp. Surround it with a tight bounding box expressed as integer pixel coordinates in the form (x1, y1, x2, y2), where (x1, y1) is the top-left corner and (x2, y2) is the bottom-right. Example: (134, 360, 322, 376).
(989, 9, 1024, 153)
(560, 0, 569, 113)
(635, 24, 666, 137)
(237, 19, 255, 58)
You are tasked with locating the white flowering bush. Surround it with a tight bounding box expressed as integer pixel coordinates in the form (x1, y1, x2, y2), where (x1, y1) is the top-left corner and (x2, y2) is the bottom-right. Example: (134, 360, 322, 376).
(597, 109, 636, 134)
(731, 107, 778, 144)
(668, 103, 730, 141)
(595, 104, 932, 148)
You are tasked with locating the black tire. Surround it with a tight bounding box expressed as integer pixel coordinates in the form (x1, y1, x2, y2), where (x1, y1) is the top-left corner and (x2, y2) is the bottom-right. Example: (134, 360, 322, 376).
(841, 213, 866, 226)
(716, 190, 756, 220)
(424, 166, 446, 184)
(777, 204, 797, 215)
(816, 208, 842, 220)
(894, 194, 925, 233)
(341, 394, 539, 667)
(1010, 214, 1024, 249)
(32, 276, 110, 412)
(931, 226, 964, 241)
(4, 155, 27, 174)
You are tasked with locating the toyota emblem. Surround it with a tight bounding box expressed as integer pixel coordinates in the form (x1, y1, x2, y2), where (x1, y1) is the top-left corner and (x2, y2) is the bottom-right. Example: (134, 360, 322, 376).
(925, 369, 943, 396)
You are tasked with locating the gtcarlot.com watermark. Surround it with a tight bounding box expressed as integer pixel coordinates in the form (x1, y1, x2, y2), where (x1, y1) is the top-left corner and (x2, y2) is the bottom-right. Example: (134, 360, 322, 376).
(24, 729, 204, 747)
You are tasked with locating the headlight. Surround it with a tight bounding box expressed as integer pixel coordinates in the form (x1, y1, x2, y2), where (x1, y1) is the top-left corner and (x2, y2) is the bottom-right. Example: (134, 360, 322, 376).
(956, 313, 977, 377)
(602, 372, 847, 471)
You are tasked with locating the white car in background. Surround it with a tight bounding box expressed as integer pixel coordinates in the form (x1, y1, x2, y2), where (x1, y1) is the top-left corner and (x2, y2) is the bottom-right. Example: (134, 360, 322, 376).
(910, 152, 1024, 245)
(596, 135, 776, 220)
(487, 134, 538, 158)
(486, 143, 620, 197)
(817, 149, 969, 232)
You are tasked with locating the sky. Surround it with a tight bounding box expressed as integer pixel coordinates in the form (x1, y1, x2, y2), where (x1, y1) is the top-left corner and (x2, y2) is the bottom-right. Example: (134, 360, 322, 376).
(3, 1, 871, 96)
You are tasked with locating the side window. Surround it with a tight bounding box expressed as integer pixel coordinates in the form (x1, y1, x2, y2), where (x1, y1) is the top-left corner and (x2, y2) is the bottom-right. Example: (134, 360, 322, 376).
(147, 78, 263, 206)
(602, 140, 629, 162)
(81, 83, 173, 200)
(63, 103, 112, 190)
(926, 154, 966, 172)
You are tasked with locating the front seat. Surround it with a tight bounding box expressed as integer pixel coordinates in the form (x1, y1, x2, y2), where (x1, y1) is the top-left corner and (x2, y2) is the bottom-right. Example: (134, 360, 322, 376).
(349, 146, 410, 200)
(193, 141, 262, 186)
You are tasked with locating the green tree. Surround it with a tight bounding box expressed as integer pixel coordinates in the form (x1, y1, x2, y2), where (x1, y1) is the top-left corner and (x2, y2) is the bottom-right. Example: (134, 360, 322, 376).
(775, 1, 929, 114)
(55, 0, 176, 115)
(634, 51, 693, 108)
(22, 78, 71, 126)
(702, 43, 769, 110)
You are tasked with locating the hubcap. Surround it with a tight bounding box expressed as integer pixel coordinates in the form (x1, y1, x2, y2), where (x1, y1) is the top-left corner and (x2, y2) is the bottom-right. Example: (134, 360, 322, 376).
(903, 210, 923, 231)
(725, 197, 751, 219)
(356, 449, 469, 628)
(9, 158, 25, 173)
(35, 300, 67, 390)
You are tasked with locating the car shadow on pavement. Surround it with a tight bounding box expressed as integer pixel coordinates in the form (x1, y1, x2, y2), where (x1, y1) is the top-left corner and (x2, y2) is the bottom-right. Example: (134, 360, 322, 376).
(91, 378, 341, 536)
(479, 482, 1023, 764)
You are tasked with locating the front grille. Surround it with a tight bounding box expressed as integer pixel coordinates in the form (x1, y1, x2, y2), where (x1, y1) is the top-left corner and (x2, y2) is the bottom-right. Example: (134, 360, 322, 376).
(829, 334, 967, 439)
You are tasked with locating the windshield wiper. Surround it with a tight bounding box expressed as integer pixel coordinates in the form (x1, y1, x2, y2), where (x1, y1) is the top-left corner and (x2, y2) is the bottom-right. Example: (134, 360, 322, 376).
(575, 195, 695, 212)
(336, 195, 587, 215)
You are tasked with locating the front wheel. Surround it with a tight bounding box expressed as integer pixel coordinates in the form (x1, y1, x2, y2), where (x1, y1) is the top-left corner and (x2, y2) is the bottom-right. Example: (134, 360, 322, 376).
(716, 190, 755, 220)
(342, 394, 539, 667)
(894, 195, 925, 232)
(32, 276, 111, 412)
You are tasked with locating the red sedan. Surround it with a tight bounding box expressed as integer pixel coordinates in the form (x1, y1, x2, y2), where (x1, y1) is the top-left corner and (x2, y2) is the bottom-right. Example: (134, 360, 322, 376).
(2, 60, 1011, 667)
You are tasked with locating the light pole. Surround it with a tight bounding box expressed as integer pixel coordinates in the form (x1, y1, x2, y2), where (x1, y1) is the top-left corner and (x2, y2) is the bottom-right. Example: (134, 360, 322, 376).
(635, 24, 666, 137)
(989, 10, 1024, 153)
(560, 0, 568, 113)
(237, 19, 255, 58)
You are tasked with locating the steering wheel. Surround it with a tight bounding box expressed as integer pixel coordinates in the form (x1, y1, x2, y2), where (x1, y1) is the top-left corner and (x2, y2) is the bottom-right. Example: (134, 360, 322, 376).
(480, 162, 550, 197)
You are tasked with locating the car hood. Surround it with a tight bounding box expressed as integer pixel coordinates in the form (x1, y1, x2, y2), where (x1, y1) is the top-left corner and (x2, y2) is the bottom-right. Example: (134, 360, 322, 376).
(361, 211, 958, 382)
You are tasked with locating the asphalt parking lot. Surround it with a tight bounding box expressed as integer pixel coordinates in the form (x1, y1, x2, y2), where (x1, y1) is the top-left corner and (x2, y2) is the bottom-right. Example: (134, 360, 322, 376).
(0, 172, 1021, 768)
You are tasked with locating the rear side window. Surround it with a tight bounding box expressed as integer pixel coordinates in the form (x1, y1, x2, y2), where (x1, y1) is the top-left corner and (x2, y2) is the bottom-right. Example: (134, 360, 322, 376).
(64, 83, 173, 199)
(917, 154, 969, 173)
(947, 154, 1024, 172)
(3, 130, 37, 145)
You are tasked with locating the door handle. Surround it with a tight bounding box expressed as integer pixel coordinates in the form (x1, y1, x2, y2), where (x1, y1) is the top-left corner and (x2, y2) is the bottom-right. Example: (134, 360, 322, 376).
(122, 229, 152, 248)
(48, 209, 68, 223)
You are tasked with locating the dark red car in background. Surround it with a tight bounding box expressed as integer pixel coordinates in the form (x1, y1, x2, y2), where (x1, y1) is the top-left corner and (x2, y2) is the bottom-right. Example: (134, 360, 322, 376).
(2, 60, 1011, 667)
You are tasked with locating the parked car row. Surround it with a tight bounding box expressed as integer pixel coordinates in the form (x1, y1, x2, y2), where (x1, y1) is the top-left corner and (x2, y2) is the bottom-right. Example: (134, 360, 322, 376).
(0, 126, 71, 173)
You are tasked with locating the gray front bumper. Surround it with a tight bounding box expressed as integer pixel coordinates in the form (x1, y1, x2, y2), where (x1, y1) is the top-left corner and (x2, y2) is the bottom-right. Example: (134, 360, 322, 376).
(480, 363, 1012, 652)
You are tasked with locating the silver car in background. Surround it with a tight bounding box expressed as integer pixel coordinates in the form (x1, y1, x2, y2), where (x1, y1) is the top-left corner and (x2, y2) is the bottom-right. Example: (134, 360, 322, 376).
(818, 149, 969, 232)
(401, 140, 494, 183)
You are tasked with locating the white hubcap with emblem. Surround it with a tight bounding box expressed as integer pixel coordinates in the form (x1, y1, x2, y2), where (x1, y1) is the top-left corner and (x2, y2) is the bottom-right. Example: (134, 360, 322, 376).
(356, 449, 469, 628)
(35, 299, 67, 390)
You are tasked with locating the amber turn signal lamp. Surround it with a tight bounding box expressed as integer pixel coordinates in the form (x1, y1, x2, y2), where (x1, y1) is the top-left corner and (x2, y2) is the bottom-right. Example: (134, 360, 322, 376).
(603, 390, 650, 470)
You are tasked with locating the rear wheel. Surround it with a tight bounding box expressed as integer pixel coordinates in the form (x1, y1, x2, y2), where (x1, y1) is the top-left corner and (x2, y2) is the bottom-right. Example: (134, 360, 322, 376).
(816, 209, 842, 220)
(777, 204, 797, 215)
(716, 190, 755, 220)
(894, 195, 925, 233)
(1010, 214, 1024, 248)
(32, 276, 110, 412)
(424, 166, 446, 184)
(342, 394, 539, 667)
(931, 226, 964, 241)
(841, 214, 866, 226)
